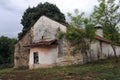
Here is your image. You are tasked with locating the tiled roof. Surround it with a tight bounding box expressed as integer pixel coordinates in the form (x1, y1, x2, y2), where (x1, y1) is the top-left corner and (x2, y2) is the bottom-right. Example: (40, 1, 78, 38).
(95, 35, 111, 43)
(25, 35, 111, 47)
(25, 40, 57, 47)
(95, 24, 102, 28)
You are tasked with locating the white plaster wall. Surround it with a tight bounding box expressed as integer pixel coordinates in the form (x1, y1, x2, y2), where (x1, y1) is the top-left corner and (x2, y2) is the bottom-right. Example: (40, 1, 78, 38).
(33, 16, 66, 42)
(95, 29, 103, 37)
(38, 48, 58, 64)
(102, 43, 120, 57)
(115, 46, 120, 56)
(29, 46, 58, 69)
(90, 41, 100, 60)
(91, 40, 120, 61)
(102, 42, 109, 57)
(91, 41, 113, 60)
(102, 42, 114, 57)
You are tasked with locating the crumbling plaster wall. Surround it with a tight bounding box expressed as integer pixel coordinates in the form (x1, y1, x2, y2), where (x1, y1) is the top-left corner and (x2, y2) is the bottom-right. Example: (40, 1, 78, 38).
(14, 16, 67, 69)
(90, 40, 120, 62)
(29, 46, 58, 69)
(56, 53, 83, 66)
(33, 16, 66, 42)
(116, 46, 120, 56)
(14, 27, 34, 68)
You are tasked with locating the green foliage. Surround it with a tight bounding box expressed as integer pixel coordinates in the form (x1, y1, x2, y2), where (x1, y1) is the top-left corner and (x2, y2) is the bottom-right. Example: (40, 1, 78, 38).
(67, 9, 96, 42)
(19, 2, 66, 40)
(67, 9, 85, 28)
(91, 0, 120, 62)
(91, 0, 120, 44)
(66, 9, 95, 55)
(66, 26, 85, 45)
(0, 36, 17, 66)
(0, 57, 119, 80)
(56, 31, 66, 40)
(85, 24, 96, 42)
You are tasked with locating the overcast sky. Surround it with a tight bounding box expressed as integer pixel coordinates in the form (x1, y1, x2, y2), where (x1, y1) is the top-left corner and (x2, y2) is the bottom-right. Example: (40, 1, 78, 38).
(0, 0, 99, 38)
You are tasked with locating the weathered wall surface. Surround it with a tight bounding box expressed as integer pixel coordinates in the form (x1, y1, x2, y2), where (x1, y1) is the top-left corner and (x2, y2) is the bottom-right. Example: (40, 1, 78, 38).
(56, 41, 84, 66)
(56, 53, 83, 66)
(28, 16, 67, 69)
(14, 16, 67, 69)
(115, 46, 120, 56)
(58, 37, 67, 57)
(102, 42, 114, 57)
(14, 28, 34, 68)
(90, 41, 100, 61)
(90, 41, 120, 62)
(29, 46, 58, 69)
(95, 29, 103, 37)
(14, 15, 120, 69)
(33, 16, 66, 42)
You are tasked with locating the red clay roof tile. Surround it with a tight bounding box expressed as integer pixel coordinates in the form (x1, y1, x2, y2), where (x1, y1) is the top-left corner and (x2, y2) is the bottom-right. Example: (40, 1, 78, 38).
(24, 40, 57, 47)
(95, 35, 111, 43)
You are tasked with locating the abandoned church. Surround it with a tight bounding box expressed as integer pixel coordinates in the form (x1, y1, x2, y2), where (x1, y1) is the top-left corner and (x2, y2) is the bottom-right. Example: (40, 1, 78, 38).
(14, 16, 120, 69)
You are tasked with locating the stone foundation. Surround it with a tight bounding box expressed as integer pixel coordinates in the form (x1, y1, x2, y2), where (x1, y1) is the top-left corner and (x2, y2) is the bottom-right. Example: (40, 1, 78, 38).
(29, 63, 56, 69)
(56, 53, 83, 66)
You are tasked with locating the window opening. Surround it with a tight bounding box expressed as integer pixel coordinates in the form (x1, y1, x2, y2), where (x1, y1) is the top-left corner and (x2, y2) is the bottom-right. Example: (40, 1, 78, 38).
(33, 52, 39, 64)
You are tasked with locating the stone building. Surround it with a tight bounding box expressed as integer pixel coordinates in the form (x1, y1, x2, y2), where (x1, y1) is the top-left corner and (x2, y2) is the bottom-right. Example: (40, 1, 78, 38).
(14, 16, 120, 69)
(14, 16, 67, 69)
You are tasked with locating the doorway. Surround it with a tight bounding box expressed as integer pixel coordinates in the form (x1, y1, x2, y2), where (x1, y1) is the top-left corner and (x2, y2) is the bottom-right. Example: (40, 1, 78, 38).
(33, 52, 39, 64)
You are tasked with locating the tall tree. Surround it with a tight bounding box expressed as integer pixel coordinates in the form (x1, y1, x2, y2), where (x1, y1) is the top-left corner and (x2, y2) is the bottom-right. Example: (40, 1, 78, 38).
(64, 9, 95, 62)
(0, 36, 17, 66)
(91, 0, 120, 62)
(67, 9, 85, 29)
(19, 2, 66, 40)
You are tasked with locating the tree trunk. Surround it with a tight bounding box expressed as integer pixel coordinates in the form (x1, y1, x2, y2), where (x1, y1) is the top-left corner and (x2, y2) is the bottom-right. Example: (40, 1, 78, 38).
(82, 51, 88, 63)
(99, 41, 103, 59)
(66, 40, 71, 60)
(82, 42, 89, 63)
(111, 45, 118, 62)
(88, 41, 93, 62)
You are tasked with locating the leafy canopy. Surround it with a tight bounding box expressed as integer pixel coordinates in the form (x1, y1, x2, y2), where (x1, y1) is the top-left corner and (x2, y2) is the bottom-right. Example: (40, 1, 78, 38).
(57, 9, 95, 55)
(0, 36, 17, 65)
(91, 0, 120, 62)
(19, 2, 66, 40)
(91, 0, 120, 44)
(67, 9, 95, 43)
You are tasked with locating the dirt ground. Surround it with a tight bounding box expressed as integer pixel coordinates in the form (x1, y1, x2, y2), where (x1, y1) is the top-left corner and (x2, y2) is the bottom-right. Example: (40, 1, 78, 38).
(0, 70, 84, 80)
(0, 58, 120, 80)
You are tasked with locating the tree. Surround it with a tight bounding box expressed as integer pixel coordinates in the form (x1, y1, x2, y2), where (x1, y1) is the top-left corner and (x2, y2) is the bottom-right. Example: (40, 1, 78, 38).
(67, 9, 85, 29)
(19, 2, 66, 40)
(0, 36, 17, 67)
(91, 0, 120, 62)
(59, 9, 95, 62)
(67, 9, 95, 42)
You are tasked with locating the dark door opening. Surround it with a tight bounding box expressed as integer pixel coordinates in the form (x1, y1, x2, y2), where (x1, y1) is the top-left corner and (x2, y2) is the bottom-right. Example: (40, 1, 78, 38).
(33, 52, 39, 64)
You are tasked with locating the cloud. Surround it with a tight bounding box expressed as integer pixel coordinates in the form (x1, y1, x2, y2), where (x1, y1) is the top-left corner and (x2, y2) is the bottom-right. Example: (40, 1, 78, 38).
(0, 0, 28, 12)
(0, 0, 13, 11)
(35, 0, 98, 14)
(0, 9, 22, 38)
(0, 0, 28, 38)
(0, 0, 99, 38)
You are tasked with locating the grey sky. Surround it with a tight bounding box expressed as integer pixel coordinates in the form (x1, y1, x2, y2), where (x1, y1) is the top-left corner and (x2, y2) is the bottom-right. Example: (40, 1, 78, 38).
(0, 0, 98, 38)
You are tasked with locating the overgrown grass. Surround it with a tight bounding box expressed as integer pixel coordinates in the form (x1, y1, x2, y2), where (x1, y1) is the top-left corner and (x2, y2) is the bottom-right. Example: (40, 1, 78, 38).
(35, 57, 120, 79)
(0, 68, 13, 73)
(0, 57, 120, 80)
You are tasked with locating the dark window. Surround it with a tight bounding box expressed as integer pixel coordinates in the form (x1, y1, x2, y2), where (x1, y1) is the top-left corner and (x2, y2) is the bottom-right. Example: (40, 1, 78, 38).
(33, 52, 39, 64)
(42, 36, 43, 39)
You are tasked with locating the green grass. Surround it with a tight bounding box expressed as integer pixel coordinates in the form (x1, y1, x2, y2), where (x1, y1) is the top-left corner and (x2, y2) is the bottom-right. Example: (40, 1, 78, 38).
(35, 57, 120, 79)
(0, 57, 120, 80)
(0, 68, 13, 73)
